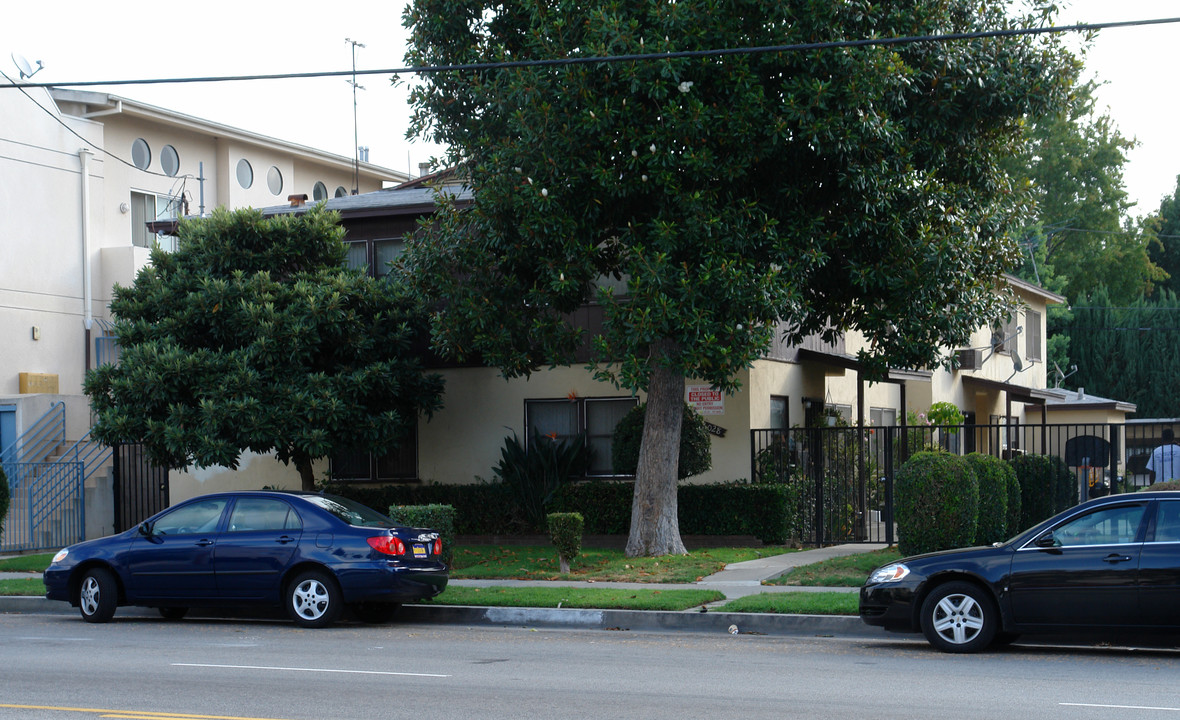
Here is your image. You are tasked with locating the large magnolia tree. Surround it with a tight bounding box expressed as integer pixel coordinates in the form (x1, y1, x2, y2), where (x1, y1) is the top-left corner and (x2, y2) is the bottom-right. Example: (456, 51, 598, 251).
(401, 0, 1077, 556)
(85, 206, 444, 491)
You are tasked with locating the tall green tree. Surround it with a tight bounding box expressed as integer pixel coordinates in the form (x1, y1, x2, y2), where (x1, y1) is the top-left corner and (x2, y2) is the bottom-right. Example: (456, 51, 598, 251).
(85, 206, 445, 491)
(1005, 79, 1162, 305)
(1148, 175, 1180, 296)
(401, 0, 1076, 555)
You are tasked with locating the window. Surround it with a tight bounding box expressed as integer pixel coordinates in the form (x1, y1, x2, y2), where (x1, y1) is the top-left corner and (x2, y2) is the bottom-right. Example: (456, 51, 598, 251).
(150, 499, 228, 535)
(526, 397, 638, 477)
(160, 145, 180, 177)
(1042, 504, 1146, 547)
(345, 238, 405, 279)
(313, 182, 328, 202)
(1152, 501, 1180, 543)
(1026, 309, 1042, 361)
(227, 498, 301, 532)
(131, 138, 151, 170)
(869, 407, 897, 427)
(335, 186, 348, 198)
(267, 166, 283, 195)
(236, 159, 253, 189)
(331, 428, 418, 482)
(130, 190, 182, 251)
(769, 396, 789, 430)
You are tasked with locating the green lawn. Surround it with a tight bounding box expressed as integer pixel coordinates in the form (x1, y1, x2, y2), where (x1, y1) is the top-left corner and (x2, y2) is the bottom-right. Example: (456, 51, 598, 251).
(450, 545, 794, 583)
(421, 585, 724, 611)
(0, 577, 43, 596)
(0, 553, 54, 573)
(766, 548, 902, 587)
(721, 591, 859, 615)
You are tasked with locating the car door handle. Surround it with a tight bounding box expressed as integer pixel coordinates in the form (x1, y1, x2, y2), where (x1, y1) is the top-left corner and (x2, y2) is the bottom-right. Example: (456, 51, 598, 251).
(195, 539, 215, 547)
(1103, 554, 1133, 563)
(276, 536, 296, 545)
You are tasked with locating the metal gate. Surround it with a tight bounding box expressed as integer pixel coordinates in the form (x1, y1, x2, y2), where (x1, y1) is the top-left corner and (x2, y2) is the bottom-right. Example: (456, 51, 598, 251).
(0, 461, 85, 552)
(112, 444, 169, 532)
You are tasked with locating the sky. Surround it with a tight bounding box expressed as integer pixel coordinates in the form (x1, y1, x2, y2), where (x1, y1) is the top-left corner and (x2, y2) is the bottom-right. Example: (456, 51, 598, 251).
(1, 1, 1176, 212)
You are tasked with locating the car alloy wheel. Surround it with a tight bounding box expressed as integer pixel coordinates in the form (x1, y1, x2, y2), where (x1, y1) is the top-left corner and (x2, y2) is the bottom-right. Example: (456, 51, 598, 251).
(919, 581, 997, 653)
(78, 568, 118, 623)
(287, 570, 342, 628)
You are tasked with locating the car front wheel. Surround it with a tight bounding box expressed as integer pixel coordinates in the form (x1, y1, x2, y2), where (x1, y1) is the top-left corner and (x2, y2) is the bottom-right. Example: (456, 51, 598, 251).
(286, 570, 342, 628)
(78, 568, 118, 623)
(919, 581, 997, 653)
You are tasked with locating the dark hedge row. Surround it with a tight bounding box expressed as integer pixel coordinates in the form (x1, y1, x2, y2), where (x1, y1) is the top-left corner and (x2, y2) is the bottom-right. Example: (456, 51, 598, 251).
(327, 480, 793, 545)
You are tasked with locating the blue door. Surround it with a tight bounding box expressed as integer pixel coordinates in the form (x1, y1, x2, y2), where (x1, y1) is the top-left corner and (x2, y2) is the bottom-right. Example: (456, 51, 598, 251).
(215, 497, 303, 600)
(0, 405, 15, 460)
(123, 498, 228, 600)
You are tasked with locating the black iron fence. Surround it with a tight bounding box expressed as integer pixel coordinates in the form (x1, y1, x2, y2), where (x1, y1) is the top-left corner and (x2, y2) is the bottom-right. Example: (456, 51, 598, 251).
(750, 422, 1179, 546)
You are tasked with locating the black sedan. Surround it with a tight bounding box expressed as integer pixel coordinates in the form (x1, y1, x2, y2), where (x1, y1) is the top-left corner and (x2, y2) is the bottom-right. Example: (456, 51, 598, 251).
(44, 491, 448, 628)
(860, 490, 1180, 652)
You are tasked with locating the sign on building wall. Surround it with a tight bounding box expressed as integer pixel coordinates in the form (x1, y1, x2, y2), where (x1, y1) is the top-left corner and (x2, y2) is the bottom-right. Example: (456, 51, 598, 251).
(686, 384, 724, 415)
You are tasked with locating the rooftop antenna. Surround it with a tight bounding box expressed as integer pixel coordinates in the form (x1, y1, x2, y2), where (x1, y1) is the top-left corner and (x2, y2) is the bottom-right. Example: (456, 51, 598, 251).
(345, 38, 366, 195)
(11, 52, 44, 80)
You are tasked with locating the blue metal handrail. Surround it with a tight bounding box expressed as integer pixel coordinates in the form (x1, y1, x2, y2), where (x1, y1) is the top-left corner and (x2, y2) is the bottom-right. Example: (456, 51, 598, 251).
(0, 402, 66, 465)
(60, 430, 114, 485)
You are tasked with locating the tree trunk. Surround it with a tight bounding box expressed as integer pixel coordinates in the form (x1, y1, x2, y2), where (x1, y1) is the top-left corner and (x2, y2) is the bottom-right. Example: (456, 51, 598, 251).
(296, 456, 316, 492)
(625, 342, 688, 557)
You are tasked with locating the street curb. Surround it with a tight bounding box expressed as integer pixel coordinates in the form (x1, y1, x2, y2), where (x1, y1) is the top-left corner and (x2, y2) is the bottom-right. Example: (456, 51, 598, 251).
(0, 596, 877, 638)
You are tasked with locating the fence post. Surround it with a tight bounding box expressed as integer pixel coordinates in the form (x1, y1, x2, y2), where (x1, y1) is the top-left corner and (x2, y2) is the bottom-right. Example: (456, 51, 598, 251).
(884, 426, 895, 547)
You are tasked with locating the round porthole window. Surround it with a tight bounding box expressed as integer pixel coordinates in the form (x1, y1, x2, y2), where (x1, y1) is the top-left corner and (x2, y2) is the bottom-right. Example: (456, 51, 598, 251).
(334, 186, 348, 198)
(160, 145, 180, 177)
(267, 166, 283, 195)
(236, 159, 253, 189)
(313, 181, 328, 202)
(131, 138, 151, 170)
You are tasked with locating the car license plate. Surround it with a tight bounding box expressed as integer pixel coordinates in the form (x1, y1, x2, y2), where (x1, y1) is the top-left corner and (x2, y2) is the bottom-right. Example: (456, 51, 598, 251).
(412, 543, 427, 558)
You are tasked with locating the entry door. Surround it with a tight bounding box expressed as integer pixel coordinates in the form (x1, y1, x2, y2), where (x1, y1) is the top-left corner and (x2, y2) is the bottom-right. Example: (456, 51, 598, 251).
(0, 406, 15, 459)
(1008, 501, 1148, 627)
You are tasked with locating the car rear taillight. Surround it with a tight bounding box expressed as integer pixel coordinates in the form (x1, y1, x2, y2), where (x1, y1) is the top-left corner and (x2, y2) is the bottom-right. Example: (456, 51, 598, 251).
(433, 538, 443, 556)
(367, 536, 407, 556)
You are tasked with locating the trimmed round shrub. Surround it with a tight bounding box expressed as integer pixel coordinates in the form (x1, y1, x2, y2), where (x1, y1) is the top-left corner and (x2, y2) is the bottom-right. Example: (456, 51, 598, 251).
(965, 453, 1015, 545)
(1010, 454, 1077, 531)
(896, 451, 979, 556)
(1004, 464, 1022, 537)
(547, 512, 584, 573)
(611, 402, 712, 479)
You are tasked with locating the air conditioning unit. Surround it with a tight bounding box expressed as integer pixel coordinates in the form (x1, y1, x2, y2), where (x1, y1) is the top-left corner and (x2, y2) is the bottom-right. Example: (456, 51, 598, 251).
(957, 349, 982, 371)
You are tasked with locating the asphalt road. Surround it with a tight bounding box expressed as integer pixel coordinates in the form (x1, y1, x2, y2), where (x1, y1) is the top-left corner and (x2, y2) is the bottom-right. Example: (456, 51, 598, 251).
(3, 612, 1180, 720)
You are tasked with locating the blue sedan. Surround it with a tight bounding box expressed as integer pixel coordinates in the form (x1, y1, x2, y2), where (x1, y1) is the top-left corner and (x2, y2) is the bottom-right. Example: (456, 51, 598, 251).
(43, 491, 448, 627)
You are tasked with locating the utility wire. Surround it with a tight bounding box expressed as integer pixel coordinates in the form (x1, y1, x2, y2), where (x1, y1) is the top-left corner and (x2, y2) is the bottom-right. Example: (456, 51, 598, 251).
(3, 17, 1179, 90)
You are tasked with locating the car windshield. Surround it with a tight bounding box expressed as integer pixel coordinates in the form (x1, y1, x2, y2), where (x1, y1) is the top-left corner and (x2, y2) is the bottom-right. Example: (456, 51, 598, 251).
(303, 494, 396, 528)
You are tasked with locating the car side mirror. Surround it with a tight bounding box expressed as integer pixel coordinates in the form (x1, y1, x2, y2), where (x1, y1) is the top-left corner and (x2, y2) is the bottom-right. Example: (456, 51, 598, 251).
(138, 522, 153, 537)
(1035, 533, 1058, 549)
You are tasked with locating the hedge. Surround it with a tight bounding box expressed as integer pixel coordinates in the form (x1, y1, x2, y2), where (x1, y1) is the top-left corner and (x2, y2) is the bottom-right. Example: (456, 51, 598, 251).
(896, 451, 979, 556)
(387, 504, 456, 566)
(329, 480, 792, 545)
(1010, 454, 1075, 532)
(964, 453, 1013, 545)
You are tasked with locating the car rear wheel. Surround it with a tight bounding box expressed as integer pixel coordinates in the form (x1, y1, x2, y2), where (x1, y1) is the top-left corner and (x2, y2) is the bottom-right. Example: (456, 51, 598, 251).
(78, 568, 118, 624)
(352, 602, 402, 624)
(286, 570, 342, 628)
(919, 581, 997, 653)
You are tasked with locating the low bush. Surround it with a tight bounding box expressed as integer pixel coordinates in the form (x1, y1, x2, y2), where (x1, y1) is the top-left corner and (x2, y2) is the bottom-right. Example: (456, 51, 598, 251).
(493, 430, 591, 530)
(546, 512, 584, 573)
(895, 451, 978, 555)
(1010, 454, 1075, 531)
(388, 504, 456, 566)
(965, 453, 1013, 545)
(611, 403, 712, 479)
(326, 482, 520, 535)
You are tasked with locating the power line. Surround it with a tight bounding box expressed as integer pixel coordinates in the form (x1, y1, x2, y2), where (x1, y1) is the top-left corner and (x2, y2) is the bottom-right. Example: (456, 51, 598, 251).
(3, 17, 1179, 91)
